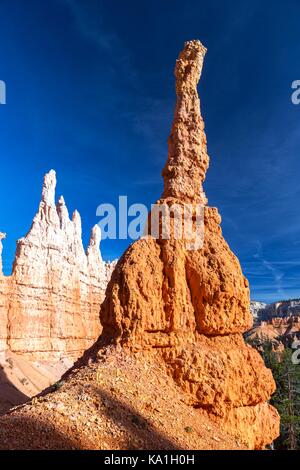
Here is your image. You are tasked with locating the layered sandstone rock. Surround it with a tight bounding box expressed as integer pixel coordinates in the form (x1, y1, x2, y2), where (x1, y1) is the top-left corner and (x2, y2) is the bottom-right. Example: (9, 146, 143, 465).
(99, 40, 280, 449)
(0, 170, 114, 362)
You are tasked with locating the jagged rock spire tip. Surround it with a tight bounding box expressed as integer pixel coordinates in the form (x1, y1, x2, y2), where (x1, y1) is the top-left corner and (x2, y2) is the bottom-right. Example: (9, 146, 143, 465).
(41, 169, 56, 206)
(162, 39, 209, 204)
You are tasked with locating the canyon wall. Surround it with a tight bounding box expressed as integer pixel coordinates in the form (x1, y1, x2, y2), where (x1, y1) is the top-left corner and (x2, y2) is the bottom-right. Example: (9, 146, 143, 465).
(251, 299, 300, 322)
(0, 170, 114, 362)
(248, 300, 300, 349)
(99, 40, 280, 449)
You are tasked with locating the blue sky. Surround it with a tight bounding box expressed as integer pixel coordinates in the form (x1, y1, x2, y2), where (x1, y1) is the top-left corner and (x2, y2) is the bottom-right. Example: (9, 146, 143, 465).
(0, 0, 300, 302)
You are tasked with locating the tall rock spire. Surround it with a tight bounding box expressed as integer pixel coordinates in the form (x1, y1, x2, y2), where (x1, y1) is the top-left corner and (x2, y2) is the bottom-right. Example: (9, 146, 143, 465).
(162, 40, 209, 204)
(87, 225, 104, 278)
(87, 225, 102, 264)
(99, 40, 280, 449)
(56, 195, 70, 230)
(41, 169, 56, 207)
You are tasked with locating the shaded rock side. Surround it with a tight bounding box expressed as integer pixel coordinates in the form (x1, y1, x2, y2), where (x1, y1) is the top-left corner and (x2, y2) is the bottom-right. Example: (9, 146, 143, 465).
(0, 170, 114, 362)
(99, 40, 280, 449)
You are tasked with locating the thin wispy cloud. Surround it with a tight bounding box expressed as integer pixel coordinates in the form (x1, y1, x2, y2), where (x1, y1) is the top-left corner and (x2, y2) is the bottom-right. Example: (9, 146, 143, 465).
(63, 1, 126, 52)
(62, 0, 139, 85)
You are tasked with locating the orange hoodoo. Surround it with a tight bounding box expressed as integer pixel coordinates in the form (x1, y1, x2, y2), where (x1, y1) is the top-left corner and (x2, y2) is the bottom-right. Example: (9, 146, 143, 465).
(99, 40, 280, 449)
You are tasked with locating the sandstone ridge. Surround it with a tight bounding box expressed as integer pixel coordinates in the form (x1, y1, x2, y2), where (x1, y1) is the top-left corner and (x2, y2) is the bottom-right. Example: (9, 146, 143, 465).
(0, 170, 115, 362)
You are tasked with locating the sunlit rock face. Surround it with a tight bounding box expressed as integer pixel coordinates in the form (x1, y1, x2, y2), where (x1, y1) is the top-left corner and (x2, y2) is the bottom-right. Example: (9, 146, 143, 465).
(0, 170, 115, 362)
(99, 40, 280, 449)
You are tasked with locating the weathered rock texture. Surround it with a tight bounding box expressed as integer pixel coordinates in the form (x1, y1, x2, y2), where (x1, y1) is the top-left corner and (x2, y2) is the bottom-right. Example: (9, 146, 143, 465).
(0, 170, 114, 362)
(99, 40, 280, 449)
(162, 41, 209, 205)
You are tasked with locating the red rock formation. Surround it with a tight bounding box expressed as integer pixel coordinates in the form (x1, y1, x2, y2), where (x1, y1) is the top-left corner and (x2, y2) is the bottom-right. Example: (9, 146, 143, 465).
(0, 170, 114, 362)
(100, 40, 280, 449)
(162, 41, 209, 205)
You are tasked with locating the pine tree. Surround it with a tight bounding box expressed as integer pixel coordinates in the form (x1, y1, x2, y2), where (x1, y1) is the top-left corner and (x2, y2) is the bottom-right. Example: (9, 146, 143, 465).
(259, 343, 300, 450)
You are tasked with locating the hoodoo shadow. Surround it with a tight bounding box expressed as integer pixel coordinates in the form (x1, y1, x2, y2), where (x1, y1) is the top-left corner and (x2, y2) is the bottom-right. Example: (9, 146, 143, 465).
(0, 366, 29, 415)
(0, 414, 83, 450)
(0, 381, 181, 449)
(90, 386, 180, 450)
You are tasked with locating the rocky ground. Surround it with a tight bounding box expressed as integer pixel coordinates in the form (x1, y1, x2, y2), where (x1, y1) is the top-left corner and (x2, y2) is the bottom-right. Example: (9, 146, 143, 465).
(0, 348, 245, 450)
